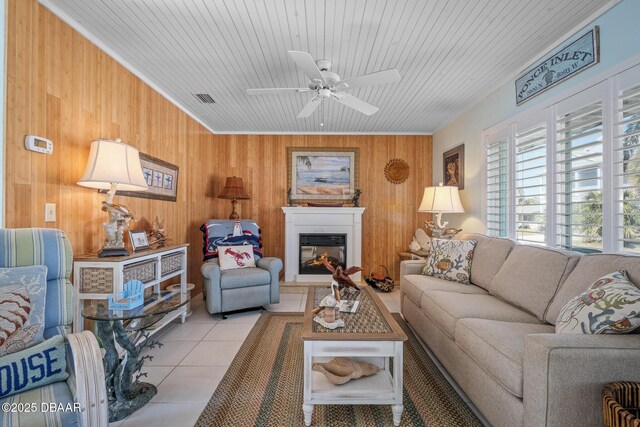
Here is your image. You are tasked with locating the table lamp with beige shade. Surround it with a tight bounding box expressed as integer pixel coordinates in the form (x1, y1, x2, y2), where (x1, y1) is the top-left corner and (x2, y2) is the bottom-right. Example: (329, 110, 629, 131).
(418, 183, 464, 238)
(77, 138, 148, 257)
(218, 176, 250, 219)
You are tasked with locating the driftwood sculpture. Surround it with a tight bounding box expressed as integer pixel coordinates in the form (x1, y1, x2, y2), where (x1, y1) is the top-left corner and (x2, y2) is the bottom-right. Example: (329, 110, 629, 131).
(320, 258, 362, 291)
(311, 259, 363, 315)
(312, 357, 380, 385)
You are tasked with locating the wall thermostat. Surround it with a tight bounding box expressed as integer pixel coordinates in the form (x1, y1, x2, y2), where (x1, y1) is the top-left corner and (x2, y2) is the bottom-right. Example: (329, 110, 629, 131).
(25, 135, 53, 155)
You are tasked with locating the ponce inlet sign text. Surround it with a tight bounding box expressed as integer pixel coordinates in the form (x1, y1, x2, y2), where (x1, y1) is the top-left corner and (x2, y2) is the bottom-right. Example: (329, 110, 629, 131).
(515, 27, 600, 105)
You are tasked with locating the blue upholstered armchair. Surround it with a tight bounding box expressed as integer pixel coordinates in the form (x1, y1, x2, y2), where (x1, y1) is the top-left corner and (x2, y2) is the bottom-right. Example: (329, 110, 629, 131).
(201, 220, 282, 317)
(0, 228, 108, 426)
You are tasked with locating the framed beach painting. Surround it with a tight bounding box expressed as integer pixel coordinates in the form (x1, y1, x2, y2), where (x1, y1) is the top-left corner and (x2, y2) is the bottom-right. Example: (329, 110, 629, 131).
(287, 147, 359, 202)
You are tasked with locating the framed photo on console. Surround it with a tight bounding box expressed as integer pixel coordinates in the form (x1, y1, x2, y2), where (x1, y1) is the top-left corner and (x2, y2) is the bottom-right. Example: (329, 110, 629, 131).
(129, 230, 150, 252)
(287, 147, 359, 203)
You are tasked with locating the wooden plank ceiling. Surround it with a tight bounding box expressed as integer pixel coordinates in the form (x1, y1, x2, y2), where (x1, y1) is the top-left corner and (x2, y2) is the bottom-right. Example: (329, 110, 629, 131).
(38, 0, 613, 134)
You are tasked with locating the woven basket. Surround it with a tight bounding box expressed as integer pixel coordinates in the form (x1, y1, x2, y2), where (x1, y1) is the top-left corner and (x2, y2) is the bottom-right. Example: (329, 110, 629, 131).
(123, 259, 157, 283)
(603, 382, 640, 427)
(79, 267, 115, 293)
(364, 265, 395, 292)
(161, 253, 183, 276)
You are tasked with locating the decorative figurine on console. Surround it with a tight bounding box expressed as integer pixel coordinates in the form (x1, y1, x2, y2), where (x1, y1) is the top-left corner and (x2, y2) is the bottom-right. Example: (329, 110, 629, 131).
(147, 217, 169, 248)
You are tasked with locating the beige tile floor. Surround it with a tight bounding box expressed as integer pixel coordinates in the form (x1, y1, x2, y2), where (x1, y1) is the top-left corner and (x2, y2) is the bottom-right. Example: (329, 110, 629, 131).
(109, 284, 402, 427)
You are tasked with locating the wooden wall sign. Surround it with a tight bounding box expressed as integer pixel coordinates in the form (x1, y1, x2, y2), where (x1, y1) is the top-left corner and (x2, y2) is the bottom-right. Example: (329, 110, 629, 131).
(515, 26, 599, 105)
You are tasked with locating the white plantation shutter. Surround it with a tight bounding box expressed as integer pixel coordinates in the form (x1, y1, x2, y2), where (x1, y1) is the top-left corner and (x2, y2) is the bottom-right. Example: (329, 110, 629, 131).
(486, 137, 509, 237)
(555, 100, 604, 252)
(514, 124, 547, 244)
(614, 83, 640, 253)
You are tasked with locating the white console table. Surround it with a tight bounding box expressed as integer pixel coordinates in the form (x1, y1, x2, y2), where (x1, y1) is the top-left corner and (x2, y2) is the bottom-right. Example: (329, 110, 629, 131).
(73, 243, 189, 336)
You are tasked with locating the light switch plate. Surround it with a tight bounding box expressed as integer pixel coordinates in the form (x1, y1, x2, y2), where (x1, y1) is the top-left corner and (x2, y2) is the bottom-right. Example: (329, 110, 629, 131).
(45, 204, 56, 222)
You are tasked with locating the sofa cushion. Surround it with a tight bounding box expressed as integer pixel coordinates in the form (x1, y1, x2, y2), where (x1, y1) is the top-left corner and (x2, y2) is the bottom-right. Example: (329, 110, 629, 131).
(546, 254, 640, 324)
(423, 239, 477, 284)
(401, 274, 488, 308)
(491, 245, 580, 321)
(459, 233, 516, 291)
(420, 291, 541, 338)
(219, 267, 271, 290)
(455, 318, 554, 398)
(555, 270, 640, 334)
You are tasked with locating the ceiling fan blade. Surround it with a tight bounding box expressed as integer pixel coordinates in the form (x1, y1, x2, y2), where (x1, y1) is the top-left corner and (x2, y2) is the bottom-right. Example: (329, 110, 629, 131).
(332, 93, 379, 116)
(246, 88, 310, 95)
(337, 69, 401, 90)
(288, 51, 327, 86)
(297, 96, 322, 118)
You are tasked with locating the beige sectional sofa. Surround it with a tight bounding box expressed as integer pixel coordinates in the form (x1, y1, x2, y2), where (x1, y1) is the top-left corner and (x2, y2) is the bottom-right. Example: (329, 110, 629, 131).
(400, 233, 640, 427)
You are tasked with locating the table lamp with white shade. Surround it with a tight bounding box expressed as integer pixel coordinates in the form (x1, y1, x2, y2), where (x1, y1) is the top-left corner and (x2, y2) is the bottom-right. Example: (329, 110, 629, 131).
(418, 183, 464, 233)
(77, 138, 148, 257)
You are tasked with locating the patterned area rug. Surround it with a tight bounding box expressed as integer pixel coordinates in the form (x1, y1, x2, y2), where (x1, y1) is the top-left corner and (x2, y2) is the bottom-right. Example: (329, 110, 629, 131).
(195, 312, 482, 427)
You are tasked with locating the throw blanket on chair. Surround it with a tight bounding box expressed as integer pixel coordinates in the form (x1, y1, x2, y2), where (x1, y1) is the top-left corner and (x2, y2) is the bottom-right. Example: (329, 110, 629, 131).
(200, 220, 263, 261)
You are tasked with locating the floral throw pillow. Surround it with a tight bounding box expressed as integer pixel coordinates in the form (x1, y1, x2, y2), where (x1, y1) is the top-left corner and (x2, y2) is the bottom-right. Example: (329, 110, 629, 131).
(219, 244, 257, 270)
(422, 239, 477, 284)
(556, 270, 640, 334)
(0, 265, 48, 355)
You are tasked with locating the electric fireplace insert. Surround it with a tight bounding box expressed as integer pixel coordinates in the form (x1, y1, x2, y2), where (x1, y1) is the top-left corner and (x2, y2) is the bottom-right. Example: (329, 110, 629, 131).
(299, 233, 347, 275)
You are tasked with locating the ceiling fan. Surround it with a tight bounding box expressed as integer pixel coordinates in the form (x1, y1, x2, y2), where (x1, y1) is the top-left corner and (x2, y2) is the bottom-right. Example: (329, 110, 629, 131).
(246, 51, 401, 118)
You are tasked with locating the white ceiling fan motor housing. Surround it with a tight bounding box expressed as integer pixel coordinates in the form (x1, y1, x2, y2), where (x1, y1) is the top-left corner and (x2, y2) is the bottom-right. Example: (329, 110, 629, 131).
(305, 59, 341, 89)
(318, 88, 331, 99)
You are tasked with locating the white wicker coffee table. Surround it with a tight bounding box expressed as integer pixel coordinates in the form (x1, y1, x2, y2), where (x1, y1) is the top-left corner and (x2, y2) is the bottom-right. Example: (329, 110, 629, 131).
(301, 285, 407, 426)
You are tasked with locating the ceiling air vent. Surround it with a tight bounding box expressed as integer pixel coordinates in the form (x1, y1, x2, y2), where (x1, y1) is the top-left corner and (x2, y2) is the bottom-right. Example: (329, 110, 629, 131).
(193, 93, 216, 104)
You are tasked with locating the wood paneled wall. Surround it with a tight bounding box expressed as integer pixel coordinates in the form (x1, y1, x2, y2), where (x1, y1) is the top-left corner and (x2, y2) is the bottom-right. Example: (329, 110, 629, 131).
(5, 0, 432, 297)
(205, 134, 432, 281)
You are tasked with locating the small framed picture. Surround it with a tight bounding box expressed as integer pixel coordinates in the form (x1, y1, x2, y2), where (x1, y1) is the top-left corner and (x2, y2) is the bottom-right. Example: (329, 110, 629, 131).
(129, 230, 150, 252)
(163, 173, 174, 190)
(443, 144, 464, 190)
(153, 171, 164, 188)
(143, 167, 153, 186)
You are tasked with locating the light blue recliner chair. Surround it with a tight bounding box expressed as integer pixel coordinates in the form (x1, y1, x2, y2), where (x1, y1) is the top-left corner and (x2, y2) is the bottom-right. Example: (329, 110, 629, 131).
(201, 220, 282, 317)
(0, 228, 108, 426)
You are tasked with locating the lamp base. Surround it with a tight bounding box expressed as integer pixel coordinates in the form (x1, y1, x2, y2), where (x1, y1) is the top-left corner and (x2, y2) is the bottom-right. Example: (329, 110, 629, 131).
(228, 198, 240, 220)
(98, 247, 130, 258)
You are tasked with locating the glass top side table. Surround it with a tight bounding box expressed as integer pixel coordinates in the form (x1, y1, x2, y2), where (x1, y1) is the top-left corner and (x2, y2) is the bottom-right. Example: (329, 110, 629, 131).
(82, 293, 189, 422)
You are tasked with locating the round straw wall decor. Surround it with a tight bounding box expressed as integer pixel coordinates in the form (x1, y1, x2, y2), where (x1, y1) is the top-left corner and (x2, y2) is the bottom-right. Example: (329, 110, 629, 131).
(384, 158, 410, 184)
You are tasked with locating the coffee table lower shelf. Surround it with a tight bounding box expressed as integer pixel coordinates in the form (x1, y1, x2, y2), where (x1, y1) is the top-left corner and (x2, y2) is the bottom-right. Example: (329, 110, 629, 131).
(303, 340, 404, 426)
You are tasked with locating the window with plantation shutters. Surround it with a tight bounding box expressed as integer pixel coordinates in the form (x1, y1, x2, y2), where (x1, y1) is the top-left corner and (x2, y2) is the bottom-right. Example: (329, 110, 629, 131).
(482, 62, 640, 253)
(555, 101, 604, 252)
(614, 83, 640, 254)
(485, 138, 509, 237)
(514, 124, 547, 244)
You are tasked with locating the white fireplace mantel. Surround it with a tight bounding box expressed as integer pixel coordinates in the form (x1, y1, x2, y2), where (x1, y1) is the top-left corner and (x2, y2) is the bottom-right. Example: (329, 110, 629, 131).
(282, 207, 365, 282)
